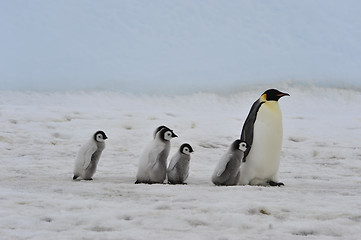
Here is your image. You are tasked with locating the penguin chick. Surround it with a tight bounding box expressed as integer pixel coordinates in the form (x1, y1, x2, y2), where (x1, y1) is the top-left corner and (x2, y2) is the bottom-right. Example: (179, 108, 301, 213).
(73, 131, 108, 180)
(136, 126, 177, 184)
(239, 89, 289, 186)
(167, 143, 194, 184)
(212, 140, 247, 186)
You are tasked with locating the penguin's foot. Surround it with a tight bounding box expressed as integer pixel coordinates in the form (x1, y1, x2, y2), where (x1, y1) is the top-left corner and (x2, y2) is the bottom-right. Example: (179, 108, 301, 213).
(212, 182, 225, 186)
(168, 181, 187, 185)
(268, 180, 284, 187)
(135, 180, 152, 184)
(84, 178, 93, 181)
(72, 175, 79, 180)
(135, 180, 163, 184)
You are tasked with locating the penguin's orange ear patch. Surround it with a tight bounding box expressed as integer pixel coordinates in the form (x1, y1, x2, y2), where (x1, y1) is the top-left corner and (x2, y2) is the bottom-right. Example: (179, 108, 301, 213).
(260, 94, 267, 102)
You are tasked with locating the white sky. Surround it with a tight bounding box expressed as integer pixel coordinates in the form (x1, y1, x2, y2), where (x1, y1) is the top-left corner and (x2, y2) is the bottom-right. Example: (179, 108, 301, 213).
(1, 0, 360, 93)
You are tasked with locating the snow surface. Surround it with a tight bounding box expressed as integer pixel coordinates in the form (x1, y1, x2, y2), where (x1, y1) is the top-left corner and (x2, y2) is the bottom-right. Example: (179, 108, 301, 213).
(1, 86, 361, 239)
(1, 0, 361, 93)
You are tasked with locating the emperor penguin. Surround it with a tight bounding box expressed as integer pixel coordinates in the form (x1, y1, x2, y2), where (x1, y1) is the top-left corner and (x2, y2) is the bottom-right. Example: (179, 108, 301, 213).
(167, 143, 194, 184)
(239, 89, 289, 186)
(212, 140, 247, 186)
(73, 130, 108, 180)
(136, 126, 178, 184)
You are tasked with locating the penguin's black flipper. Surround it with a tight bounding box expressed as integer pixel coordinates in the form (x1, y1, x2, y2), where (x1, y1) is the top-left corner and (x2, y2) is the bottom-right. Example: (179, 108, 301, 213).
(73, 175, 79, 180)
(240, 99, 264, 161)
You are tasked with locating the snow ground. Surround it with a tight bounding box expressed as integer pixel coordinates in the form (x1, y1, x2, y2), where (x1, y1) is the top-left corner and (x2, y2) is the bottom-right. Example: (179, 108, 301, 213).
(0, 87, 361, 239)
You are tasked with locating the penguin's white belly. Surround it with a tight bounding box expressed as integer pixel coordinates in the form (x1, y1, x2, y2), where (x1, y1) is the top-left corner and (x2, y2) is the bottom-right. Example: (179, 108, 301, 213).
(136, 140, 168, 182)
(246, 102, 283, 182)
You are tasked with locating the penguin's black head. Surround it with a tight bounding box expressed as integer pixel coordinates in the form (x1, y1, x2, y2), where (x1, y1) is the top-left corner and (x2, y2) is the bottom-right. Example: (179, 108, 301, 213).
(153, 125, 168, 138)
(261, 89, 289, 102)
(232, 139, 247, 152)
(180, 143, 194, 155)
(94, 130, 108, 142)
(159, 127, 177, 141)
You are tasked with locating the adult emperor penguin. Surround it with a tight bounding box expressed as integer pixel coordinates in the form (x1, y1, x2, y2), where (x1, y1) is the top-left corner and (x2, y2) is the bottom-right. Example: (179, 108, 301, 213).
(212, 140, 247, 186)
(239, 89, 289, 186)
(167, 143, 194, 184)
(73, 130, 108, 180)
(136, 126, 178, 184)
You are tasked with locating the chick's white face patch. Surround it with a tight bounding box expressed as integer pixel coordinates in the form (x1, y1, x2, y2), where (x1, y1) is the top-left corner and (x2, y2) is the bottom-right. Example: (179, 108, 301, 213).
(239, 142, 247, 152)
(183, 147, 191, 155)
(96, 134, 105, 142)
(164, 131, 173, 141)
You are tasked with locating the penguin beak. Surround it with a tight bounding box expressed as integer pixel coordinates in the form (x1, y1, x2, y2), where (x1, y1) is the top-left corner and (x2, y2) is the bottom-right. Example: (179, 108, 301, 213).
(277, 92, 290, 97)
(172, 132, 178, 138)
